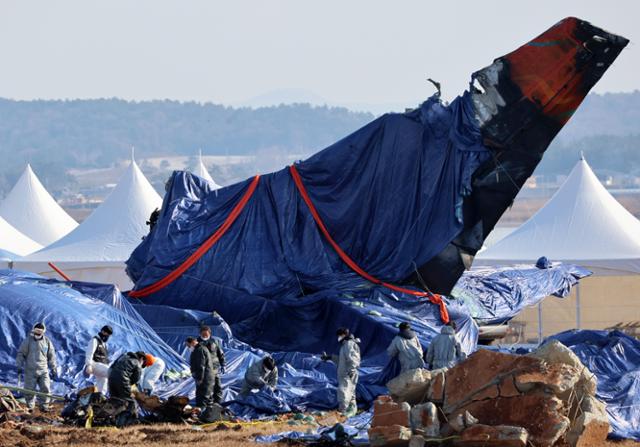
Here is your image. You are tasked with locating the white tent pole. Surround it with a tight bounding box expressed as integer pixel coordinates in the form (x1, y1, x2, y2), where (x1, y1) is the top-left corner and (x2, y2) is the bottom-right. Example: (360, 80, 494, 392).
(537, 302, 543, 344)
(576, 282, 581, 330)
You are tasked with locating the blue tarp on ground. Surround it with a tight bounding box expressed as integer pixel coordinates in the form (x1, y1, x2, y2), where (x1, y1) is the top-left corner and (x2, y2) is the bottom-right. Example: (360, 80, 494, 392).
(129, 294, 475, 417)
(0, 270, 188, 395)
(453, 263, 592, 325)
(550, 330, 640, 440)
(126, 92, 491, 329)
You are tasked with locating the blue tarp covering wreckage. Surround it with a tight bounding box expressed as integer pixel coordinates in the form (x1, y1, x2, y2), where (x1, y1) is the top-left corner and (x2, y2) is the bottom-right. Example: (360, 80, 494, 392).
(0, 270, 188, 396)
(550, 331, 640, 440)
(453, 263, 592, 325)
(1, 264, 589, 417)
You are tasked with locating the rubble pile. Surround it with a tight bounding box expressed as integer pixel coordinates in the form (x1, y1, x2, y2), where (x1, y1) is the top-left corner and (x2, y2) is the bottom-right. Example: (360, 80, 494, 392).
(371, 340, 609, 447)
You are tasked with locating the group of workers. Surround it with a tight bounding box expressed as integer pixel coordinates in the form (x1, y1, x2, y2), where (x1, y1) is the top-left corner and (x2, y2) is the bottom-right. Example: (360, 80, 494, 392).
(15, 319, 465, 417)
(15, 323, 166, 411)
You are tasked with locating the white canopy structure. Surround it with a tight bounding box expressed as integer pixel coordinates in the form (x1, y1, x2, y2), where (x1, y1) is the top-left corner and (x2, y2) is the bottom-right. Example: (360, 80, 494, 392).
(0, 165, 77, 246)
(17, 159, 162, 288)
(0, 215, 42, 258)
(192, 151, 221, 189)
(476, 157, 640, 275)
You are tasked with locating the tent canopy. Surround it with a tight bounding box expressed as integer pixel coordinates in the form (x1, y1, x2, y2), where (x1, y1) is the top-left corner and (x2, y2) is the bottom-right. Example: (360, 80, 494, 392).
(192, 151, 221, 189)
(0, 164, 77, 246)
(16, 159, 162, 288)
(0, 215, 42, 258)
(476, 158, 640, 275)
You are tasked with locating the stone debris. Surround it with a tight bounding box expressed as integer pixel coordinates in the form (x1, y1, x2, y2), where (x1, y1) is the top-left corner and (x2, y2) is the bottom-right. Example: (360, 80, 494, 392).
(369, 424, 413, 446)
(372, 396, 411, 428)
(387, 369, 432, 405)
(409, 402, 439, 437)
(373, 342, 610, 447)
(454, 424, 528, 447)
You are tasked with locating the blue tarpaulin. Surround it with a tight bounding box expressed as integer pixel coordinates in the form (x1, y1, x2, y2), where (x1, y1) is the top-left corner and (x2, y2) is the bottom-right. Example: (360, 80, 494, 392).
(550, 330, 640, 440)
(453, 263, 592, 325)
(126, 92, 491, 325)
(0, 270, 188, 396)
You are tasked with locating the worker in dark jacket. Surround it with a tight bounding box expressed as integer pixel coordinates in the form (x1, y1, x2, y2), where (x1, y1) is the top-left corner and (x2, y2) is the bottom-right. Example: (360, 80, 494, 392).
(197, 326, 226, 403)
(108, 351, 147, 401)
(186, 337, 216, 410)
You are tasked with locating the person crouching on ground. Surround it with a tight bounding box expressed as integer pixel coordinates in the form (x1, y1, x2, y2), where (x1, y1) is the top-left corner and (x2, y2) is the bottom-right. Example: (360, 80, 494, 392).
(108, 351, 148, 403)
(240, 356, 278, 397)
(322, 327, 361, 417)
(138, 353, 165, 395)
(16, 322, 57, 411)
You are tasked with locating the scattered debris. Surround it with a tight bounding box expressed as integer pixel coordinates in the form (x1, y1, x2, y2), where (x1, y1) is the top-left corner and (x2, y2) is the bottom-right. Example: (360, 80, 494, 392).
(373, 342, 612, 446)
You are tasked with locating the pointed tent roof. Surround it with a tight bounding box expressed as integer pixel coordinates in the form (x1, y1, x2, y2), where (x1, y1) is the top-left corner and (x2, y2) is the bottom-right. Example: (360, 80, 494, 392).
(0, 215, 41, 258)
(24, 159, 162, 262)
(476, 157, 640, 275)
(0, 165, 77, 246)
(192, 151, 221, 189)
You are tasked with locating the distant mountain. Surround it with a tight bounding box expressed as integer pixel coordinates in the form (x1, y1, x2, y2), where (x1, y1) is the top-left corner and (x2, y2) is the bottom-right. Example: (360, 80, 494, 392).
(0, 91, 638, 196)
(235, 88, 418, 115)
(556, 91, 640, 141)
(0, 99, 373, 195)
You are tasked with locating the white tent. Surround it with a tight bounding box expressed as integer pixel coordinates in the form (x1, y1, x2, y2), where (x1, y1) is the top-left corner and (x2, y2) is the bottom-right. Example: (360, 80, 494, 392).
(476, 157, 640, 275)
(192, 151, 221, 189)
(17, 159, 162, 288)
(0, 164, 77, 246)
(0, 215, 42, 258)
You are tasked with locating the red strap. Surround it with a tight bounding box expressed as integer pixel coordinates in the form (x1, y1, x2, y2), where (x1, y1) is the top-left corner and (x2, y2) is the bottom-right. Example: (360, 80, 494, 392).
(130, 175, 261, 298)
(289, 165, 449, 323)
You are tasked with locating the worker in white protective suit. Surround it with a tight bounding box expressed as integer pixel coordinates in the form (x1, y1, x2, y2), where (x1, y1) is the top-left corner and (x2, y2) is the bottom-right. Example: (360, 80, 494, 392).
(139, 353, 166, 394)
(322, 327, 361, 417)
(16, 322, 57, 411)
(425, 322, 466, 370)
(84, 325, 113, 393)
(387, 322, 425, 374)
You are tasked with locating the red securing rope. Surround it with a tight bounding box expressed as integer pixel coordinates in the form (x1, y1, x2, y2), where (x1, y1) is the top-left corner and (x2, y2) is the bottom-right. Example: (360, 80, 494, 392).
(289, 164, 449, 323)
(129, 175, 261, 298)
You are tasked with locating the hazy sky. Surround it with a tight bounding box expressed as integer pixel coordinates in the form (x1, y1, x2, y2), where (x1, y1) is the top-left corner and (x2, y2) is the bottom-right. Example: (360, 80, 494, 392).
(0, 1, 637, 110)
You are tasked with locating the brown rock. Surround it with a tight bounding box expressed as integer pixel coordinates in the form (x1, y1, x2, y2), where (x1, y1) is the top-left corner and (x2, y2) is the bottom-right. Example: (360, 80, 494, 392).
(454, 394, 569, 447)
(386, 369, 432, 405)
(529, 340, 597, 398)
(498, 376, 520, 398)
(454, 424, 528, 447)
(472, 384, 499, 401)
(566, 395, 610, 447)
(410, 402, 439, 437)
(372, 397, 411, 428)
(443, 350, 542, 413)
(448, 411, 478, 433)
(514, 363, 579, 395)
(427, 370, 446, 403)
(369, 424, 412, 447)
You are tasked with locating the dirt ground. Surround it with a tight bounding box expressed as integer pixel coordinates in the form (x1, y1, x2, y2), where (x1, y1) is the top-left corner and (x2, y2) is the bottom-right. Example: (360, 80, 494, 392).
(0, 420, 316, 447)
(0, 404, 329, 447)
(0, 405, 638, 446)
